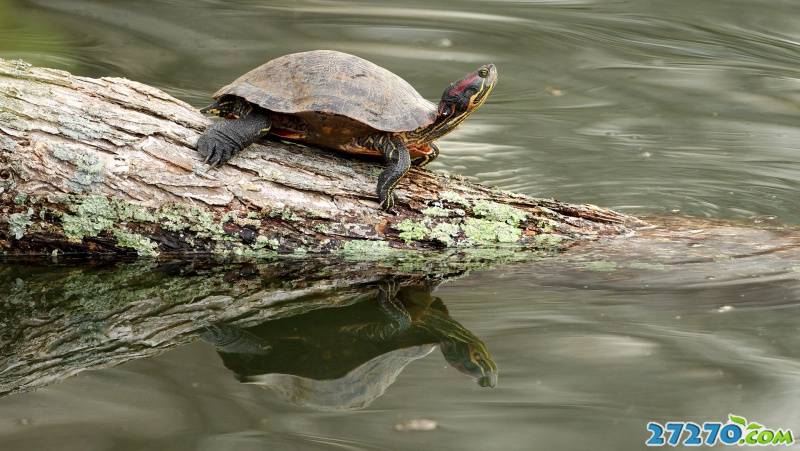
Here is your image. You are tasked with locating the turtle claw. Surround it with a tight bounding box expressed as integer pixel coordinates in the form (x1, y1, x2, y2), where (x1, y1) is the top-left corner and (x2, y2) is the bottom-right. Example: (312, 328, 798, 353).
(378, 193, 398, 213)
(379, 200, 397, 215)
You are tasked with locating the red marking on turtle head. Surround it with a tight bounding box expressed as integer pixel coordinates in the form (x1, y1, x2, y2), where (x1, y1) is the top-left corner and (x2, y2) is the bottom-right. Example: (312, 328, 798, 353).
(438, 64, 498, 117)
(446, 74, 479, 98)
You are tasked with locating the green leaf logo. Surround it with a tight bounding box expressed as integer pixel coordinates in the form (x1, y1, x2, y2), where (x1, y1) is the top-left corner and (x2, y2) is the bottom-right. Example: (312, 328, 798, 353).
(729, 414, 746, 426)
(747, 422, 763, 430)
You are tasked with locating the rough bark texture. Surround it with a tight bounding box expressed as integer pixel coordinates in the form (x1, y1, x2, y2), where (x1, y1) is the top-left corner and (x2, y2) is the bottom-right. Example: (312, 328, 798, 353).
(0, 58, 643, 257)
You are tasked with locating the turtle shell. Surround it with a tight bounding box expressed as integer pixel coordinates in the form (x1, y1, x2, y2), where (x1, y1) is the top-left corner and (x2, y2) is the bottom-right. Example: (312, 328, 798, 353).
(213, 50, 437, 133)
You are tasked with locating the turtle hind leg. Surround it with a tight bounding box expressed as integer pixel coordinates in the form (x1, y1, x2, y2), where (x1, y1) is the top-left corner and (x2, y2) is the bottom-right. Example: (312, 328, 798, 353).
(196, 109, 272, 167)
(374, 136, 411, 212)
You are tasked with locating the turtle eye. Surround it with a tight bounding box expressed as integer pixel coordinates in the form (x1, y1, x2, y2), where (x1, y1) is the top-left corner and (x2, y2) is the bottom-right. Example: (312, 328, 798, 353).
(478, 67, 489, 78)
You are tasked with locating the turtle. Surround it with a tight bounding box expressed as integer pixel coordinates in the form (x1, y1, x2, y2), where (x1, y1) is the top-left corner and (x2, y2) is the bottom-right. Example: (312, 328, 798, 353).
(196, 50, 498, 211)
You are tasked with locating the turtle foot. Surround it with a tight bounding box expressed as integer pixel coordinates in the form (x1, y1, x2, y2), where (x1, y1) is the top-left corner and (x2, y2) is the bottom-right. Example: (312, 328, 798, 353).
(196, 109, 271, 167)
(378, 192, 398, 214)
(197, 125, 242, 167)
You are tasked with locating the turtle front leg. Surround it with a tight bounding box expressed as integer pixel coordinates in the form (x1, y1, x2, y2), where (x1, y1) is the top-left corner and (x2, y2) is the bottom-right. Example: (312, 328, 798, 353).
(374, 136, 411, 212)
(196, 109, 272, 167)
(411, 142, 440, 167)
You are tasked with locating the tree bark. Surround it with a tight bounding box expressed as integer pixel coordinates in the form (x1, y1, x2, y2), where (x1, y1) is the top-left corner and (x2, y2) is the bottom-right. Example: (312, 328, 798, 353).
(0, 58, 642, 257)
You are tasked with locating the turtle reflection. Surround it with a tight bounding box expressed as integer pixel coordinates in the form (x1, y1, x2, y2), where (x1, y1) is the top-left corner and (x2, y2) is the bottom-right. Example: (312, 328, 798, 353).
(201, 280, 497, 410)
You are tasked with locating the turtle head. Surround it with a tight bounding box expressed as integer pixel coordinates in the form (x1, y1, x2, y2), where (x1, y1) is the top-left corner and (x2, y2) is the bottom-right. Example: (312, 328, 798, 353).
(411, 64, 497, 143)
(440, 338, 498, 388)
(201, 95, 253, 119)
(439, 63, 497, 118)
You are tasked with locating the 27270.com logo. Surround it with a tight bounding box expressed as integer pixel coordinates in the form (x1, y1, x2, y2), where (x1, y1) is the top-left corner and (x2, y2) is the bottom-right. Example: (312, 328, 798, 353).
(646, 414, 794, 447)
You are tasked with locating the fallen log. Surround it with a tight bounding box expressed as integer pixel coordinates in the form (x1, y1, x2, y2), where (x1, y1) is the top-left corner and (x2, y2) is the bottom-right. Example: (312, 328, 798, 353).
(0, 58, 642, 257)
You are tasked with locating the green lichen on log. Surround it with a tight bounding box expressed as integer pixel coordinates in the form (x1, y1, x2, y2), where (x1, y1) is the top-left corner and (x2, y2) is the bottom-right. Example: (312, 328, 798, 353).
(462, 217, 521, 244)
(112, 230, 159, 257)
(341, 239, 394, 258)
(162, 205, 226, 239)
(387, 200, 568, 249)
(12, 193, 27, 205)
(116, 202, 157, 223)
(2, 189, 574, 257)
(158, 205, 192, 232)
(532, 233, 564, 247)
(439, 191, 470, 207)
(396, 219, 430, 243)
(62, 195, 116, 241)
(45, 194, 237, 252)
(8, 209, 33, 239)
(51, 145, 105, 189)
(472, 200, 528, 226)
(421, 206, 451, 217)
(254, 235, 280, 250)
(429, 222, 460, 246)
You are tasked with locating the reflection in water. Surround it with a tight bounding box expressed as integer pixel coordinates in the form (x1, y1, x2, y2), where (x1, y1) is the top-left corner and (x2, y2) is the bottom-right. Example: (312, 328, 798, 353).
(1, 221, 800, 450)
(0, 258, 500, 400)
(202, 280, 497, 410)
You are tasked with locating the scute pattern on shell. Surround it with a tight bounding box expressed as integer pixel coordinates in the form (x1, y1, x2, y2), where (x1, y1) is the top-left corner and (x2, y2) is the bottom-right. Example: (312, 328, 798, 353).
(213, 50, 438, 133)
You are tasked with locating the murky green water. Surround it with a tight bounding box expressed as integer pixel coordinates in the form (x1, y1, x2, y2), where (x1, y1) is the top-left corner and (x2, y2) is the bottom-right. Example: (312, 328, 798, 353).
(1, 0, 800, 449)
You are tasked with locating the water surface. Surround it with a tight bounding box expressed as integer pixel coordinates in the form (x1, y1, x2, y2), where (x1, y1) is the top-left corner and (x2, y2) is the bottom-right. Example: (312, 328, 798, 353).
(1, 0, 800, 449)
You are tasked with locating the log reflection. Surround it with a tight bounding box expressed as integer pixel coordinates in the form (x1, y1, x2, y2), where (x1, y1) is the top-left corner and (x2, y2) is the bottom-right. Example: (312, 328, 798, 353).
(0, 258, 491, 399)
